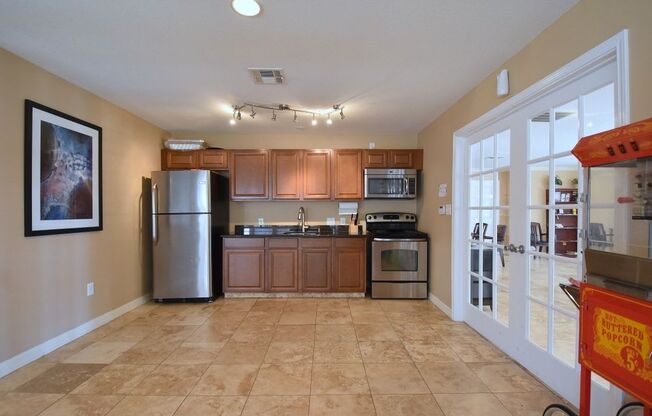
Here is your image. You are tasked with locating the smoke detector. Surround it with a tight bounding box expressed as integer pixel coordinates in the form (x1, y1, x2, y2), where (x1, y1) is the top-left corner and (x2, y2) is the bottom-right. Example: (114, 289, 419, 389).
(249, 68, 285, 85)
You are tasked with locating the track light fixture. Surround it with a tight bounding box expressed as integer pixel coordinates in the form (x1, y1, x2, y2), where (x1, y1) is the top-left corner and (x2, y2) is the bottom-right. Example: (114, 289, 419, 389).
(229, 118, 236, 125)
(230, 102, 346, 126)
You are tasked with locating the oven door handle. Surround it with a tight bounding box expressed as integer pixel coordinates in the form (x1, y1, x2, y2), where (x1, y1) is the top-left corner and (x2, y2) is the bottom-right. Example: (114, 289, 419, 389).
(373, 238, 427, 242)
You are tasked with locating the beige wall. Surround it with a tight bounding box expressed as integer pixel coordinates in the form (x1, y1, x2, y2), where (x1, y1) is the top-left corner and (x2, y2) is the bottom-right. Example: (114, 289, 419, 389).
(417, 0, 652, 307)
(173, 131, 419, 230)
(0, 48, 166, 362)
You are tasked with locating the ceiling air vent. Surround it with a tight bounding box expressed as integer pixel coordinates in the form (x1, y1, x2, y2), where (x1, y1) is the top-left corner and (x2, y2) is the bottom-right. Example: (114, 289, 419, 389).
(249, 68, 284, 85)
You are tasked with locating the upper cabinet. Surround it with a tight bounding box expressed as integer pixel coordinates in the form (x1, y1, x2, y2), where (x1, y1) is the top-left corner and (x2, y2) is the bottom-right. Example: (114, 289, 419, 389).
(199, 149, 229, 170)
(161, 149, 229, 170)
(332, 150, 363, 200)
(271, 150, 303, 200)
(230, 150, 270, 200)
(362, 149, 423, 170)
(303, 150, 331, 200)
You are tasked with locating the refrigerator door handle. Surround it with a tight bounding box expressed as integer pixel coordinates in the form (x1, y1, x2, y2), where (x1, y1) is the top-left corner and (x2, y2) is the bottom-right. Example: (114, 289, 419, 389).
(152, 183, 158, 243)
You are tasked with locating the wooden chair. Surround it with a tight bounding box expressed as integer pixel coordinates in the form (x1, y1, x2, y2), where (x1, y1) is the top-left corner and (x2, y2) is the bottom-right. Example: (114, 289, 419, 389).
(530, 222, 548, 254)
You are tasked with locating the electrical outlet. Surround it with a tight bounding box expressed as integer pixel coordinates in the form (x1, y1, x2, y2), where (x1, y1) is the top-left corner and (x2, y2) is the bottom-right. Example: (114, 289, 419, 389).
(257, 217, 265, 226)
(340, 217, 347, 225)
(368, 142, 376, 149)
(86, 282, 94, 297)
(326, 217, 335, 225)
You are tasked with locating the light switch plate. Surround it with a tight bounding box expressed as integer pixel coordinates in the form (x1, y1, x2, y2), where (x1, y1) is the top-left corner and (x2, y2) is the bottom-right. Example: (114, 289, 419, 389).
(87, 282, 94, 297)
(438, 183, 448, 197)
(438, 205, 446, 215)
(445, 204, 452, 215)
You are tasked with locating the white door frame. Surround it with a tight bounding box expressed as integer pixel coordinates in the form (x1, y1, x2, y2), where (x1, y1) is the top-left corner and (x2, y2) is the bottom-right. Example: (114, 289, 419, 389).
(451, 30, 629, 408)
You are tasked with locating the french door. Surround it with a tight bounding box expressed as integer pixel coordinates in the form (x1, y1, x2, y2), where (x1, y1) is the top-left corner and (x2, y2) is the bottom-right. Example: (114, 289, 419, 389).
(463, 60, 620, 409)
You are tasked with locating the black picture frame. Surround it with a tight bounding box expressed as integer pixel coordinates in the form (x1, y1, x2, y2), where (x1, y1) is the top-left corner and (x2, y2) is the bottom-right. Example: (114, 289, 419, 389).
(24, 99, 103, 236)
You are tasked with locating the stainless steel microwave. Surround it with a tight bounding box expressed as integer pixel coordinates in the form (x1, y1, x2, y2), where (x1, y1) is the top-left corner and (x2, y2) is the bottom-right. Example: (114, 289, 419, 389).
(364, 169, 417, 199)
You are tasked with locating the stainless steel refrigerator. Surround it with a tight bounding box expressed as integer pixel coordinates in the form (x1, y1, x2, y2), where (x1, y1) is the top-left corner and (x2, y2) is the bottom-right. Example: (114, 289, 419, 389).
(151, 170, 228, 301)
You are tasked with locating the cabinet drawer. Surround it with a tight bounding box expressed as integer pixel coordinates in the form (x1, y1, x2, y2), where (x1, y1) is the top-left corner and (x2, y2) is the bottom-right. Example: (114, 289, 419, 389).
(267, 238, 299, 248)
(334, 237, 366, 248)
(300, 238, 332, 248)
(223, 237, 265, 249)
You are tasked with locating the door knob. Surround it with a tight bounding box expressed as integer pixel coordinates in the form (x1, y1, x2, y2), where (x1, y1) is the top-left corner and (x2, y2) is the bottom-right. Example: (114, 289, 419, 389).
(508, 244, 517, 253)
(517, 245, 526, 254)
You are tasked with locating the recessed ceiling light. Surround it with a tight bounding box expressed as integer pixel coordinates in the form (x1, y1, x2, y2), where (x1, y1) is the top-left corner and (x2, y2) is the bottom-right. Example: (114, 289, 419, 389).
(232, 0, 261, 17)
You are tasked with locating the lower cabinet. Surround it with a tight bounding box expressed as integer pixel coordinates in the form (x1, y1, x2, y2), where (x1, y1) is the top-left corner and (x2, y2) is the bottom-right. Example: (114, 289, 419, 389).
(267, 238, 299, 292)
(300, 239, 332, 292)
(222, 237, 366, 293)
(332, 238, 366, 292)
(223, 238, 265, 292)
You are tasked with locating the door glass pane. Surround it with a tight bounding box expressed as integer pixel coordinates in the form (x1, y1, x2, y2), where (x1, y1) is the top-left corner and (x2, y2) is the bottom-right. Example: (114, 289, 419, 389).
(553, 156, 580, 198)
(481, 173, 494, 206)
(529, 255, 549, 303)
(482, 136, 495, 171)
(496, 130, 510, 169)
(554, 262, 579, 313)
(470, 141, 482, 174)
(553, 100, 579, 154)
(583, 83, 615, 136)
(529, 112, 550, 160)
(469, 210, 481, 241)
(495, 210, 510, 288)
(497, 169, 510, 206)
(529, 208, 549, 254)
(481, 210, 495, 244)
(469, 175, 480, 207)
(529, 160, 550, 205)
(529, 301, 548, 350)
(483, 281, 494, 317)
(381, 249, 418, 271)
(588, 208, 616, 251)
(497, 285, 509, 327)
(589, 167, 617, 205)
(470, 275, 481, 310)
(553, 312, 577, 367)
(469, 242, 480, 273)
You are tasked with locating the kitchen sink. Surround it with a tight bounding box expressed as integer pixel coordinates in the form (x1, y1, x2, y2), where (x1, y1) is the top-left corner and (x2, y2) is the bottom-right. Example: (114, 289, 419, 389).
(283, 230, 321, 236)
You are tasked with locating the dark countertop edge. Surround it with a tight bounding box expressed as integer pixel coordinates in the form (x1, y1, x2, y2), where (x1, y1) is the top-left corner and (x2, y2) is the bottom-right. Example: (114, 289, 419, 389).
(222, 234, 368, 238)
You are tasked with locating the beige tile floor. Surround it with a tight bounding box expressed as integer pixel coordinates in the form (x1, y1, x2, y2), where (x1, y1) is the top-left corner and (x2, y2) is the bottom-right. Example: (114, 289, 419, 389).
(0, 298, 568, 416)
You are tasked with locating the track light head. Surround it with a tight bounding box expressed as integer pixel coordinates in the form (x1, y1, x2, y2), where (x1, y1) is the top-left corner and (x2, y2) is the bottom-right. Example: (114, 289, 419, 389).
(250, 105, 256, 118)
(293, 111, 297, 122)
(311, 113, 317, 126)
(326, 114, 333, 125)
(229, 118, 236, 125)
(339, 108, 345, 120)
(236, 110, 242, 120)
(271, 110, 277, 121)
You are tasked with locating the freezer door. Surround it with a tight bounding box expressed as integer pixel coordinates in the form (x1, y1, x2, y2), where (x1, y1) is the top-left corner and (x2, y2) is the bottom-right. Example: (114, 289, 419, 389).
(153, 213, 212, 299)
(152, 170, 211, 214)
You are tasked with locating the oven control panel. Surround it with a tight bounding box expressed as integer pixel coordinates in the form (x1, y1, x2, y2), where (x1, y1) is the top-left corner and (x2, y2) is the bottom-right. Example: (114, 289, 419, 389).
(365, 212, 416, 223)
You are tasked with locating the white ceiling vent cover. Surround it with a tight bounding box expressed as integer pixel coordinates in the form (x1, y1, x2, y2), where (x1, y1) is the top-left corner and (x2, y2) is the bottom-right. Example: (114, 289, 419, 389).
(249, 68, 284, 85)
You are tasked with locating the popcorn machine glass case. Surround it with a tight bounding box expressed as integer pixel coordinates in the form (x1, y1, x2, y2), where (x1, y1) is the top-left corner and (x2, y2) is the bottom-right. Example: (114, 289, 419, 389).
(573, 118, 652, 300)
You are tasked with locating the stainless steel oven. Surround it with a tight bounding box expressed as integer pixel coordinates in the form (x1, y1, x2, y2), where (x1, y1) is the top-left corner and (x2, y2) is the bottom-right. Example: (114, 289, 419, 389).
(364, 169, 417, 199)
(366, 212, 428, 299)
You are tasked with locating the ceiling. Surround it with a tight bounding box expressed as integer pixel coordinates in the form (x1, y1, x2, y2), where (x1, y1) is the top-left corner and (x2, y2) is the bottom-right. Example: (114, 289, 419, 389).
(0, 0, 578, 135)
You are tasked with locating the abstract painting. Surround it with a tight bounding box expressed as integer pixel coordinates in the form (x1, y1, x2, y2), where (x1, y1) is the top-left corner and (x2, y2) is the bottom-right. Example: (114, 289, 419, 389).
(25, 100, 102, 236)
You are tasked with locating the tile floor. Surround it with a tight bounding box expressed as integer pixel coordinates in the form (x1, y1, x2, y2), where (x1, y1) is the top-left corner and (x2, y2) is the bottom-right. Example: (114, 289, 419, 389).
(0, 298, 567, 415)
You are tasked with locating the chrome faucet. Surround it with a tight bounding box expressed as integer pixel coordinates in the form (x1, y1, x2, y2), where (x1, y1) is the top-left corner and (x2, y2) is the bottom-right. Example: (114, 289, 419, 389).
(297, 206, 307, 231)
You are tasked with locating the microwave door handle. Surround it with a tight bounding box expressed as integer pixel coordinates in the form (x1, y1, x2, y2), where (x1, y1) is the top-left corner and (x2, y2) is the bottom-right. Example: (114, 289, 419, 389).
(404, 177, 409, 195)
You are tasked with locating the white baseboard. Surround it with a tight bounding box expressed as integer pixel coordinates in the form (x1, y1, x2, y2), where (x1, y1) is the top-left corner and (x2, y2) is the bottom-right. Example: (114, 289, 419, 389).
(0, 293, 151, 378)
(429, 292, 454, 320)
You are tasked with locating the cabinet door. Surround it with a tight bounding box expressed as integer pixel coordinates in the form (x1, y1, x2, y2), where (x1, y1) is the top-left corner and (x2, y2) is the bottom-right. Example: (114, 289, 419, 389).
(388, 150, 423, 169)
(300, 240, 332, 291)
(161, 150, 198, 170)
(363, 150, 388, 168)
(267, 249, 299, 292)
(271, 150, 302, 199)
(223, 249, 265, 292)
(230, 150, 269, 200)
(303, 150, 331, 200)
(199, 149, 228, 170)
(333, 150, 363, 200)
(333, 239, 366, 292)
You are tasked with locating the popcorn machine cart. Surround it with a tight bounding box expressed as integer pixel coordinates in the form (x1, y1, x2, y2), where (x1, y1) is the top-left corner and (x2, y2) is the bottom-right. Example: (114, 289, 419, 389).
(544, 118, 652, 416)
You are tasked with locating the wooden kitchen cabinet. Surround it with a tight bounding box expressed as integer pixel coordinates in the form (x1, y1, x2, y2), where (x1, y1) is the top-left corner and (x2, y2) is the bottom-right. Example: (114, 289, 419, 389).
(161, 149, 198, 170)
(266, 238, 299, 292)
(271, 150, 302, 199)
(303, 150, 331, 200)
(363, 150, 389, 168)
(198, 149, 228, 170)
(332, 150, 363, 200)
(332, 238, 366, 292)
(300, 239, 332, 291)
(362, 149, 423, 170)
(230, 150, 270, 200)
(223, 238, 265, 292)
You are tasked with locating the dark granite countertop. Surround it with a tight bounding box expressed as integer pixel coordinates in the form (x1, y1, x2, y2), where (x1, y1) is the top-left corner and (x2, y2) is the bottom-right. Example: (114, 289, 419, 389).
(223, 224, 367, 238)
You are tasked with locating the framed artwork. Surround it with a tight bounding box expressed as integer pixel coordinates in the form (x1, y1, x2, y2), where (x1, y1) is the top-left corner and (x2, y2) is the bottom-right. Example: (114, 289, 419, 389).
(24, 100, 102, 236)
